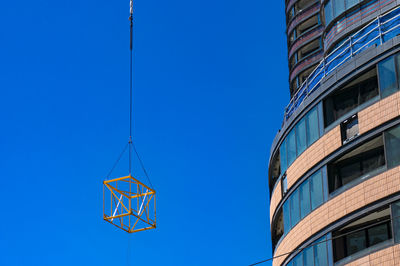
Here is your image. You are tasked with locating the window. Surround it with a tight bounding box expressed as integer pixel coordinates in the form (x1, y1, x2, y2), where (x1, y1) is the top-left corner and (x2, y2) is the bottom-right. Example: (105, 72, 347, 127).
(276, 106, 321, 189)
(325, 1, 333, 25)
(297, 15, 319, 36)
(328, 136, 385, 193)
(271, 209, 284, 250)
(310, 170, 324, 210)
(385, 125, 400, 168)
(300, 179, 311, 219)
(298, 39, 322, 62)
(303, 246, 313, 265)
(283, 200, 291, 234)
(314, 236, 329, 265)
(287, 129, 297, 166)
(378, 56, 398, 98)
(280, 139, 288, 173)
(324, 68, 378, 127)
(290, 189, 301, 228)
(346, 0, 359, 9)
(296, 118, 307, 156)
(293, 253, 303, 266)
(392, 201, 400, 243)
(333, 207, 392, 262)
(333, 0, 345, 17)
(282, 169, 325, 235)
(306, 106, 320, 145)
(282, 175, 288, 195)
(286, 235, 331, 266)
(341, 114, 359, 144)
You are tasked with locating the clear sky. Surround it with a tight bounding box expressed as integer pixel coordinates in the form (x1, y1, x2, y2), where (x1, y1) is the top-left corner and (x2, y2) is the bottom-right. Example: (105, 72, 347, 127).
(0, 0, 289, 265)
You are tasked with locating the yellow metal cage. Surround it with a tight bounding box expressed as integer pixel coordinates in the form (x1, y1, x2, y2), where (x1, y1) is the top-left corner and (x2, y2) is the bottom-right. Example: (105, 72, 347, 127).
(103, 175, 156, 233)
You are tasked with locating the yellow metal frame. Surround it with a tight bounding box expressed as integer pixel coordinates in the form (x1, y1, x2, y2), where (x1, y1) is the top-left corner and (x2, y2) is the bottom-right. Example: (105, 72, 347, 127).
(103, 175, 156, 233)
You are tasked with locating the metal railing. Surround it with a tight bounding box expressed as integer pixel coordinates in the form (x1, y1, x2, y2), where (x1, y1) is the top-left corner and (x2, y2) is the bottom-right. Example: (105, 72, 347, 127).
(284, 6, 400, 123)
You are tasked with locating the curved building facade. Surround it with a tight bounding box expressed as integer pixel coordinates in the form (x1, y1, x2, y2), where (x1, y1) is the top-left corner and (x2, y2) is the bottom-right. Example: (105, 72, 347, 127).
(269, 1, 400, 265)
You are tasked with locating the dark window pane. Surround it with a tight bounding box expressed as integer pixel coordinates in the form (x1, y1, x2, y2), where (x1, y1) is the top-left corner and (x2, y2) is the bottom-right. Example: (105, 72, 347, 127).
(359, 75, 378, 103)
(346, 230, 366, 256)
(367, 223, 390, 246)
(339, 161, 361, 186)
(385, 125, 400, 168)
(296, 118, 307, 156)
(290, 189, 301, 227)
(283, 200, 291, 234)
(307, 107, 319, 146)
(392, 201, 400, 243)
(378, 56, 398, 98)
(287, 129, 297, 166)
(333, 86, 358, 119)
(303, 246, 314, 266)
(314, 236, 328, 266)
(293, 253, 303, 266)
(325, 1, 333, 25)
(310, 171, 324, 210)
(280, 139, 288, 173)
(300, 179, 311, 219)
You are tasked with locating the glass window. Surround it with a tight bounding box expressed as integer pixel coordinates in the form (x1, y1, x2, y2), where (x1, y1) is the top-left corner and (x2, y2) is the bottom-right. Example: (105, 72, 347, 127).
(293, 253, 303, 266)
(296, 117, 307, 156)
(280, 139, 288, 173)
(346, 230, 366, 256)
(314, 236, 328, 266)
(325, 1, 333, 25)
(367, 223, 390, 246)
(300, 179, 311, 219)
(287, 129, 297, 166)
(306, 107, 319, 146)
(290, 189, 301, 228)
(282, 175, 288, 195)
(378, 56, 398, 98)
(346, 0, 359, 9)
(333, 0, 345, 17)
(385, 125, 400, 168)
(310, 170, 324, 210)
(392, 201, 400, 243)
(303, 246, 314, 266)
(283, 200, 291, 234)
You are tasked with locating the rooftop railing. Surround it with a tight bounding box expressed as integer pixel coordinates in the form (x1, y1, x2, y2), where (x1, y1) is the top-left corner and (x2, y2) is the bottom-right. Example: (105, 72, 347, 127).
(284, 6, 400, 123)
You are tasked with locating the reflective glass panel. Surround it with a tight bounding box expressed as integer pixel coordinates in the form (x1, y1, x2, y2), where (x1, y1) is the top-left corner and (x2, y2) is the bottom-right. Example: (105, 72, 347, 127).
(378, 56, 398, 98)
(314, 236, 328, 266)
(293, 253, 303, 266)
(296, 117, 307, 156)
(290, 189, 301, 228)
(333, 0, 345, 17)
(280, 139, 288, 173)
(392, 201, 400, 243)
(300, 179, 311, 219)
(325, 1, 333, 25)
(306, 107, 319, 146)
(310, 170, 324, 210)
(346, 0, 359, 9)
(385, 125, 400, 168)
(287, 129, 297, 166)
(304, 246, 314, 266)
(283, 200, 291, 234)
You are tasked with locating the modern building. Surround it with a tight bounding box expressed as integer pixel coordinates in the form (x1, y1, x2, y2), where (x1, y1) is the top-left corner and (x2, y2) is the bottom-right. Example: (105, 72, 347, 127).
(268, 0, 400, 265)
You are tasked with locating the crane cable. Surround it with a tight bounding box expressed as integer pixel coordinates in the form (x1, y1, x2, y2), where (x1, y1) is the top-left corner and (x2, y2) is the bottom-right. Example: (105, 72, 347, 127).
(105, 0, 154, 191)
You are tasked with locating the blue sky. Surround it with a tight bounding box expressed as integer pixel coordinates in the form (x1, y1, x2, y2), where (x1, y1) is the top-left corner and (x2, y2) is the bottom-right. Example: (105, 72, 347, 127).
(0, 0, 289, 265)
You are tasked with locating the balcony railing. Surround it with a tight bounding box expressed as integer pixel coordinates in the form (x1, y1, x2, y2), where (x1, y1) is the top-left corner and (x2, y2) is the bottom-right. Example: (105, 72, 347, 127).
(284, 6, 400, 123)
